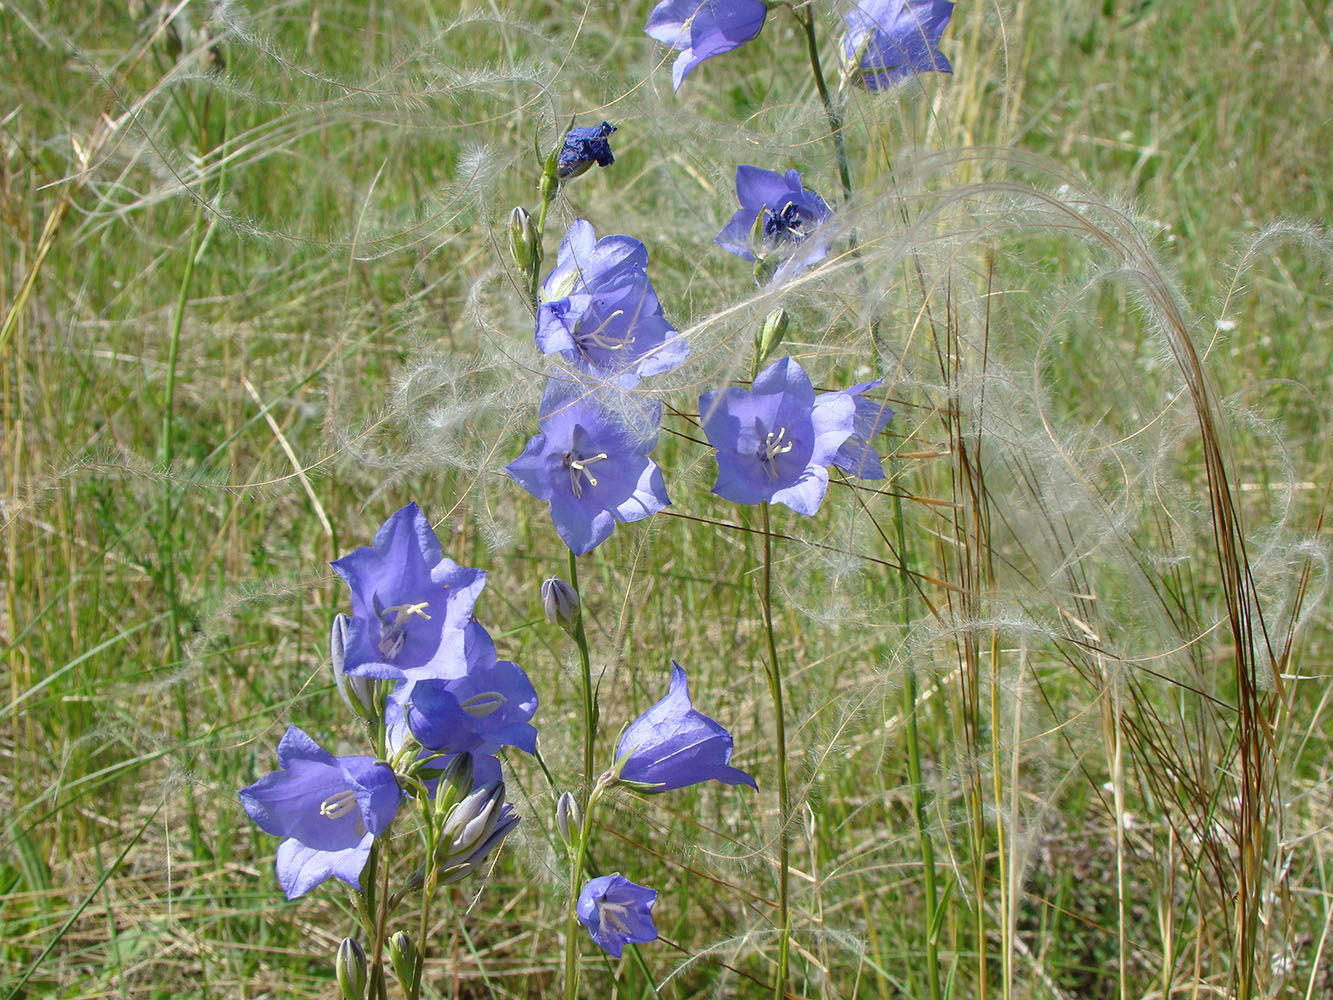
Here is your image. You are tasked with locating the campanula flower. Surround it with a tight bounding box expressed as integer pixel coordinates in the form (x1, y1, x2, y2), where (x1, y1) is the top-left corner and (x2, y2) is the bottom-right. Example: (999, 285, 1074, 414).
(506, 378, 670, 555)
(839, 0, 955, 90)
(577, 874, 658, 957)
(536, 219, 687, 386)
(614, 661, 757, 792)
(557, 121, 617, 180)
(645, 0, 767, 92)
(238, 726, 401, 899)
(699, 355, 855, 516)
(714, 166, 833, 280)
(828, 378, 894, 480)
(402, 620, 539, 756)
(331, 502, 485, 681)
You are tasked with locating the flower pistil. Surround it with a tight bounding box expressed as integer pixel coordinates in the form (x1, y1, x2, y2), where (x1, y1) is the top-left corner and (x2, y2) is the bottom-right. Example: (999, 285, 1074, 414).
(563, 445, 609, 499)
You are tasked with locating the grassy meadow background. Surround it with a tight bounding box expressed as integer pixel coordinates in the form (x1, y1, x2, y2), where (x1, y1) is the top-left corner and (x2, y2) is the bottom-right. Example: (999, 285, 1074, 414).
(2, 0, 1331, 997)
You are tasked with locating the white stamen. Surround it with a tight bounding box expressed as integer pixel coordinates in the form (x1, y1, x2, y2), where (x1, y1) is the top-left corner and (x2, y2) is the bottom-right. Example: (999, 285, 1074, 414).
(461, 691, 504, 719)
(564, 451, 609, 499)
(377, 601, 431, 659)
(758, 426, 794, 479)
(320, 789, 358, 820)
(599, 901, 632, 935)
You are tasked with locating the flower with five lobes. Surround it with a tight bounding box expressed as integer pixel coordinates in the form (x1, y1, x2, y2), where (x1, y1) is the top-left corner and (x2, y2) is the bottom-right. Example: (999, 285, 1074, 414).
(839, 0, 955, 91)
(715, 166, 833, 266)
(557, 121, 617, 180)
(536, 219, 687, 386)
(402, 620, 539, 757)
(506, 378, 671, 555)
(614, 661, 758, 792)
(238, 726, 402, 899)
(577, 874, 659, 957)
(330, 502, 486, 679)
(699, 355, 857, 516)
(645, 0, 767, 92)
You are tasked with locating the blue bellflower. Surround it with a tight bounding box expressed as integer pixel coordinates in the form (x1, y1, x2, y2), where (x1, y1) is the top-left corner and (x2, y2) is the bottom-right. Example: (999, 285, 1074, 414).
(699, 355, 855, 516)
(402, 620, 539, 756)
(839, 0, 955, 90)
(577, 874, 659, 957)
(715, 166, 833, 282)
(615, 661, 757, 792)
(557, 121, 617, 180)
(331, 502, 485, 681)
(536, 219, 687, 386)
(507, 379, 671, 555)
(239, 726, 401, 899)
(645, 0, 767, 91)
(828, 378, 894, 480)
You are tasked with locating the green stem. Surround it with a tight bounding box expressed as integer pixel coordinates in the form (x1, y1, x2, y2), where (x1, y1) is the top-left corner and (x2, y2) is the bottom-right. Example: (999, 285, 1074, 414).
(797, 6, 853, 203)
(564, 780, 607, 1000)
(759, 501, 791, 1000)
(529, 186, 555, 309)
(891, 463, 941, 1000)
(567, 549, 597, 788)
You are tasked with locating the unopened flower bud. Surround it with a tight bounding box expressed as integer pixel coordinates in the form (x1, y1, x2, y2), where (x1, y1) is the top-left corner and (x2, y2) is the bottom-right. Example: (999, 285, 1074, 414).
(336, 937, 368, 1000)
(508, 206, 540, 274)
(540, 576, 580, 633)
(388, 931, 420, 999)
(331, 614, 377, 723)
(755, 308, 789, 369)
(556, 791, 581, 845)
(430, 752, 475, 822)
(435, 780, 520, 885)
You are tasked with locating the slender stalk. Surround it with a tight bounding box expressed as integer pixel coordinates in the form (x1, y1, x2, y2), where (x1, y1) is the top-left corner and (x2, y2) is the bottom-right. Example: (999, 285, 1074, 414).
(567, 549, 597, 788)
(529, 185, 555, 309)
(564, 780, 607, 1000)
(796, 6, 854, 203)
(758, 501, 791, 1000)
(891, 466, 942, 1000)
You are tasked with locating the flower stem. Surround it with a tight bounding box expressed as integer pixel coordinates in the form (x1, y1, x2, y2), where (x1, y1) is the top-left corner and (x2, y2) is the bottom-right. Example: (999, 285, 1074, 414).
(564, 780, 606, 1000)
(567, 549, 597, 789)
(796, 6, 853, 203)
(759, 501, 791, 1000)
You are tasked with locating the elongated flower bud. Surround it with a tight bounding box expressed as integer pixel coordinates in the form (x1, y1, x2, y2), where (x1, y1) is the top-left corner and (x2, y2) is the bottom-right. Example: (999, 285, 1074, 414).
(755, 308, 789, 369)
(508, 207, 540, 274)
(541, 576, 580, 634)
(435, 780, 520, 885)
(331, 614, 377, 723)
(336, 937, 368, 1000)
(556, 790, 581, 845)
(388, 931, 420, 999)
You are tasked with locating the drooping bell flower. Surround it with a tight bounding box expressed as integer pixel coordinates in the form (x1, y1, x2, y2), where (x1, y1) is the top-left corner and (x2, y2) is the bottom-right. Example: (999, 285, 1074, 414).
(645, 0, 767, 92)
(614, 661, 757, 792)
(577, 874, 659, 957)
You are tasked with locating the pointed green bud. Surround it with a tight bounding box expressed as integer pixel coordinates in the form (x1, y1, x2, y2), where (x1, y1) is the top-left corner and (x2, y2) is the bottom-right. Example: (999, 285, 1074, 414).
(430, 752, 476, 823)
(555, 791, 580, 846)
(541, 576, 580, 635)
(388, 931, 420, 999)
(508, 206, 540, 275)
(336, 937, 368, 1000)
(748, 208, 771, 261)
(755, 308, 789, 369)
